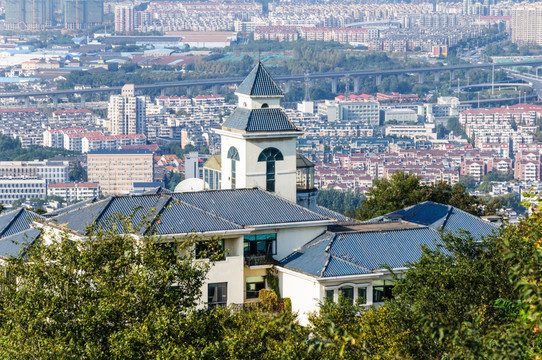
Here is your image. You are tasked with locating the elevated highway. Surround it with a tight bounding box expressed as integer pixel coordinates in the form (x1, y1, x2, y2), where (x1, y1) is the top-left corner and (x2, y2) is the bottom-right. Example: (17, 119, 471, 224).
(3, 60, 542, 104)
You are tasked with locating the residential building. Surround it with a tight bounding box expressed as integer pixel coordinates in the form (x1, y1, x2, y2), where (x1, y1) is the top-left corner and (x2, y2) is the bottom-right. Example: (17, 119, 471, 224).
(114, 4, 135, 32)
(47, 182, 100, 202)
(5, 0, 54, 30)
(278, 201, 497, 323)
(87, 149, 154, 196)
(0, 177, 47, 206)
(0, 160, 69, 183)
(107, 84, 147, 135)
(63, 0, 104, 29)
(511, 2, 542, 45)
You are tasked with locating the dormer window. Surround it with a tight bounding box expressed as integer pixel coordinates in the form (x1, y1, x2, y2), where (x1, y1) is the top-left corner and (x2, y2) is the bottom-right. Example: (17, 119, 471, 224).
(261, 103, 269, 108)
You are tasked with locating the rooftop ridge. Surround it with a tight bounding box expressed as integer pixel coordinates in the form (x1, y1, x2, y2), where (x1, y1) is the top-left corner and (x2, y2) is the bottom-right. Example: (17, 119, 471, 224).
(236, 61, 283, 97)
(0, 208, 25, 237)
(149, 197, 243, 232)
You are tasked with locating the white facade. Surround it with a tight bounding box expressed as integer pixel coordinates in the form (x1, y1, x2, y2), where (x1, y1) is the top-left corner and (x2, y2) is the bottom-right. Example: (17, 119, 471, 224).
(0, 161, 69, 183)
(47, 182, 100, 202)
(107, 84, 147, 136)
(0, 177, 47, 206)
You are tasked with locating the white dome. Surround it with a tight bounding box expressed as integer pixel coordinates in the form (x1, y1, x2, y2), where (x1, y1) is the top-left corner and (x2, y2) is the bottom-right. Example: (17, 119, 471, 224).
(174, 178, 208, 192)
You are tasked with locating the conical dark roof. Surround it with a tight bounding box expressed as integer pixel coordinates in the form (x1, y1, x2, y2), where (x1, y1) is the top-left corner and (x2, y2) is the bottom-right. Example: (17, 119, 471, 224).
(236, 61, 284, 97)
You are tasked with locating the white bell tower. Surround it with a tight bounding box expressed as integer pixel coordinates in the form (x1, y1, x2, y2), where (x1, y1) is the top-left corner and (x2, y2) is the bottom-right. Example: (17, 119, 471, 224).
(214, 62, 302, 202)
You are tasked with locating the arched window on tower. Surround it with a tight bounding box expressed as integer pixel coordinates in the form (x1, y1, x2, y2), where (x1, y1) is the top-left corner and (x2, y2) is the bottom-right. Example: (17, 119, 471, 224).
(227, 146, 240, 189)
(258, 147, 284, 192)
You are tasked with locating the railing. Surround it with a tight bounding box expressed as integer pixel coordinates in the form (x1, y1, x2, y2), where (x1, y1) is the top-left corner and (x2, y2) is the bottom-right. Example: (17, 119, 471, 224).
(244, 254, 276, 266)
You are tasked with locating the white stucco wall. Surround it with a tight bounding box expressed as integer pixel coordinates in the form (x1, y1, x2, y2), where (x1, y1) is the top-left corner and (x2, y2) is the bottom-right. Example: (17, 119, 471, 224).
(236, 93, 282, 109)
(275, 225, 327, 261)
(220, 131, 298, 203)
(278, 267, 320, 325)
(202, 254, 245, 306)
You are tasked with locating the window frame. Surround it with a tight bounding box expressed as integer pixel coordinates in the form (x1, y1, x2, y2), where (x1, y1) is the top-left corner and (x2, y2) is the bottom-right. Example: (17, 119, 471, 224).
(243, 233, 277, 257)
(208, 282, 228, 308)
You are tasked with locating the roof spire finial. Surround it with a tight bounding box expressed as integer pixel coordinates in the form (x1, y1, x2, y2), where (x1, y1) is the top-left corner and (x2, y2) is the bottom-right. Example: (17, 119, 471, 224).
(258, 48, 261, 63)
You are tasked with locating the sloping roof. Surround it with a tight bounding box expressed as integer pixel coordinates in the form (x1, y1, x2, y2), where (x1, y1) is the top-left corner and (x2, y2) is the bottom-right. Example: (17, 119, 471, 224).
(50, 188, 332, 236)
(0, 208, 44, 259)
(313, 206, 352, 223)
(365, 201, 497, 238)
(222, 107, 297, 132)
(203, 154, 221, 171)
(0, 228, 41, 259)
(0, 208, 44, 237)
(281, 202, 498, 278)
(281, 225, 443, 278)
(43, 197, 100, 218)
(236, 61, 283, 97)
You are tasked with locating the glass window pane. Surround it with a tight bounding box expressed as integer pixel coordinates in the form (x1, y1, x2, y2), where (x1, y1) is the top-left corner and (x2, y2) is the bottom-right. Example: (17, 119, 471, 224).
(358, 287, 367, 304)
(325, 289, 334, 302)
(339, 286, 354, 304)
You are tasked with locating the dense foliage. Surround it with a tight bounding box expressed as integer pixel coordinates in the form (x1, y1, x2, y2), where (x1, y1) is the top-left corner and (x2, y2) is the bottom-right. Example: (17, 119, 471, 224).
(355, 172, 494, 220)
(0, 226, 210, 359)
(0, 134, 79, 161)
(317, 189, 365, 217)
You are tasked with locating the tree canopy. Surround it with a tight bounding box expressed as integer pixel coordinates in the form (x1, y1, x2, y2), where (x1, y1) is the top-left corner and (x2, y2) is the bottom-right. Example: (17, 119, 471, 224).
(355, 172, 488, 220)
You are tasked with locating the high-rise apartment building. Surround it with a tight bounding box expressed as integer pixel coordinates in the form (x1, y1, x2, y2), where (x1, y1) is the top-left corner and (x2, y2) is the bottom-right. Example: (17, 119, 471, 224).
(114, 4, 135, 32)
(63, 0, 104, 29)
(87, 149, 154, 196)
(107, 84, 147, 136)
(6, 0, 54, 30)
(511, 2, 542, 45)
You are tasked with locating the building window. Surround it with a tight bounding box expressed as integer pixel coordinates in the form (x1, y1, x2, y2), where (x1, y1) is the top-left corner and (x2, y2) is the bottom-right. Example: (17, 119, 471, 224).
(244, 233, 277, 257)
(325, 289, 334, 302)
(358, 287, 367, 305)
(339, 286, 354, 304)
(195, 239, 225, 260)
(208, 282, 227, 307)
(257, 147, 284, 193)
(227, 146, 239, 190)
(373, 280, 394, 303)
(246, 276, 266, 299)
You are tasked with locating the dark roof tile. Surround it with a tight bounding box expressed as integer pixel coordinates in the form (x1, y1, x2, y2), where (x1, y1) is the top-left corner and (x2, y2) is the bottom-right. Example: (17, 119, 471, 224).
(236, 61, 283, 97)
(222, 107, 297, 132)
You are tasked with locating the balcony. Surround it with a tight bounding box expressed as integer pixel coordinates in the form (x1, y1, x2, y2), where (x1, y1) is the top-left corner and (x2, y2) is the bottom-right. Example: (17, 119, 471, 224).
(244, 254, 277, 267)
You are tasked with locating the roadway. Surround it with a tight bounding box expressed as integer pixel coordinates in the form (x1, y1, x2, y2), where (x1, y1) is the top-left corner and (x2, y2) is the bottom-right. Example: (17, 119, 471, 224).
(2, 59, 542, 99)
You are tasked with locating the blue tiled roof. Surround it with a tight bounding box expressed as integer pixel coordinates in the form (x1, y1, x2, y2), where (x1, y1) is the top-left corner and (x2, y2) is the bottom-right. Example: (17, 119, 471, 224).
(0, 208, 44, 238)
(314, 206, 353, 222)
(43, 197, 100, 218)
(282, 202, 497, 278)
(222, 107, 297, 132)
(236, 61, 283, 97)
(281, 226, 444, 278)
(172, 188, 327, 226)
(0, 228, 41, 258)
(366, 201, 497, 238)
(51, 188, 330, 235)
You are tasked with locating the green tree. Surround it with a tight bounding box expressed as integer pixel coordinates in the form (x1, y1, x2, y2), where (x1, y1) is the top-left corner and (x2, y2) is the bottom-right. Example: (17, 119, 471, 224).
(355, 172, 430, 220)
(69, 162, 88, 182)
(0, 225, 211, 359)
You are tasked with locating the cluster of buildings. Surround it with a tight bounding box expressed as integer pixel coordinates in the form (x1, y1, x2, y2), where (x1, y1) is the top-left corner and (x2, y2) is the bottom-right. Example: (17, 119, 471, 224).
(0, 159, 100, 206)
(459, 104, 542, 158)
(0, 62, 500, 327)
(43, 128, 146, 153)
(4, 0, 104, 30)
(114, 1, 262, 33)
